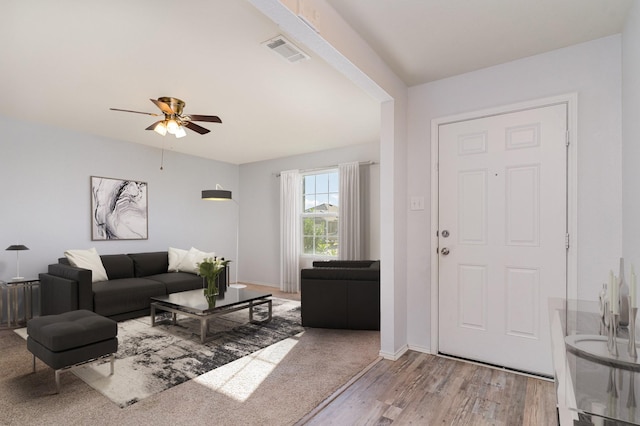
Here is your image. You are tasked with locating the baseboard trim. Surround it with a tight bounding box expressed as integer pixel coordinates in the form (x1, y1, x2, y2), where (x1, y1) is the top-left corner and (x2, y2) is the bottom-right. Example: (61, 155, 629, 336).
(241, 280, 279, 288)
(407, 344, 432, 355)
(379, 344, 409, 361)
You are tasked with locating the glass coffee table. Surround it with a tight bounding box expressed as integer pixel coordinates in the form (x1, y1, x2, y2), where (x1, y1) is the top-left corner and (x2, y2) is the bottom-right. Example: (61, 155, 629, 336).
(150, 287, 272, 343)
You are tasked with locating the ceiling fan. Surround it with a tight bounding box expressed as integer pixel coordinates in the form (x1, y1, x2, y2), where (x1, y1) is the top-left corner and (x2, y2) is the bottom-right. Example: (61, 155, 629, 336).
(110, 97, 222, 138)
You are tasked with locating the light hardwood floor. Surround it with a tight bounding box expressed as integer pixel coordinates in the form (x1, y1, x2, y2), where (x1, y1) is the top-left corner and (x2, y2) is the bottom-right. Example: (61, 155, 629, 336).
(303, 351, 557, 425)
(247, 284, 557, 425)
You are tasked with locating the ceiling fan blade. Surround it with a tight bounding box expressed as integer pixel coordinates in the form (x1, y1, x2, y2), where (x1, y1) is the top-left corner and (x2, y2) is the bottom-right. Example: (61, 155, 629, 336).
(110, 108, 160, 116)
(145, 120, 164, 131)
(150, 98, 175, 115)
(184, 121, 211, 135)
(187, 114, 222, 123)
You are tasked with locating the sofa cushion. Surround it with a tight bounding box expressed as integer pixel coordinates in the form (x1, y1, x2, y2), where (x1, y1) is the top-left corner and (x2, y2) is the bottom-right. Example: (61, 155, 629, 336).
(100, 254, 135, 280)
(129, 252, 169, 277)
(148, 272, 203, 294)
(92, 278, 166, 317)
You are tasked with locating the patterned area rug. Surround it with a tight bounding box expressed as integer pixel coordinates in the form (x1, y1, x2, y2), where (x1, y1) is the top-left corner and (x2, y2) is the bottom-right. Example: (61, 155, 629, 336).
(60, 299, 301, 408)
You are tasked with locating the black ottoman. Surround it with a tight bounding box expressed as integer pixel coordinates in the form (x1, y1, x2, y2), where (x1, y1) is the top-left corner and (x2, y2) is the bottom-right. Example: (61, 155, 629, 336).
(27, 310, 118, 392)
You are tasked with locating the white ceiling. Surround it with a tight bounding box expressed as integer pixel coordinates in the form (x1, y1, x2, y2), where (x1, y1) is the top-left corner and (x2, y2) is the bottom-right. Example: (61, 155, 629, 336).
(1, 1, 633, 165)
(327, 0, 633, 86)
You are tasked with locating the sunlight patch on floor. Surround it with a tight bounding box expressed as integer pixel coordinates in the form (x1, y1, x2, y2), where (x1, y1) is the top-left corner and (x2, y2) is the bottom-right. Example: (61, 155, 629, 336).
(193, 331, 303, 402)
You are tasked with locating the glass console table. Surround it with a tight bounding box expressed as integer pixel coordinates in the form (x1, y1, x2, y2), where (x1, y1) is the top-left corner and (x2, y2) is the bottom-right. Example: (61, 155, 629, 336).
(550, 298, 640, 425)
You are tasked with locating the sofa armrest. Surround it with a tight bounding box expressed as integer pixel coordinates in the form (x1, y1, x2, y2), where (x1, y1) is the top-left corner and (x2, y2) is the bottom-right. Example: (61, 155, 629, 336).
(39, 273, 79, 315)
(301, 267, 379, 281)
(300, 279, 348, 328)
(347, 280, 380, 330)
(312, 260, 378, 269)
(40, 263, 93, 314)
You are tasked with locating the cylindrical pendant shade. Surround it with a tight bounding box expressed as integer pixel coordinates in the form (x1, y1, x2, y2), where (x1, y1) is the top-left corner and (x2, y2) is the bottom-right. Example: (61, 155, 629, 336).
(202, 190, 232, 200)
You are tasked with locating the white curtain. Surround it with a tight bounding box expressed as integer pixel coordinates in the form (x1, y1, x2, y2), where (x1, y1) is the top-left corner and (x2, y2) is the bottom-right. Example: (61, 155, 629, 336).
(280, 169, 301, 292)
(338, 162, 361, 260)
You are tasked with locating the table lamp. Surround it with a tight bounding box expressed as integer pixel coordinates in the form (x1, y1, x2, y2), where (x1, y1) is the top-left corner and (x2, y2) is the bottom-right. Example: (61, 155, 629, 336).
(6, 244, 29, 280)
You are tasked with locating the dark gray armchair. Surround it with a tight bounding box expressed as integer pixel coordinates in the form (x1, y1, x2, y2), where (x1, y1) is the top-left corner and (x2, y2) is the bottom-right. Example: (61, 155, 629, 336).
(300, 260, 380, 330)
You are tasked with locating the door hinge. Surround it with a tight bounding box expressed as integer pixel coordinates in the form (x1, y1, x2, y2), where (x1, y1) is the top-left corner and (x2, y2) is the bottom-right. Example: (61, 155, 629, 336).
(566, 131, 570, 147)
(565, 233, 570, 249)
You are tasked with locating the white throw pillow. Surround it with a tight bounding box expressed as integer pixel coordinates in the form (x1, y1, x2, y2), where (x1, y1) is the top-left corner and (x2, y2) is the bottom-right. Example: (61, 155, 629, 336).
(64, 247, 109, 283)
(178, 247, 216, 274)
(168, 247, 189, 272)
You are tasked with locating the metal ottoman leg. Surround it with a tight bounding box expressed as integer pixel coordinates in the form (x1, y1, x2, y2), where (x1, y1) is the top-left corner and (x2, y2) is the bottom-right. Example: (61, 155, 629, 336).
(55, 369, 61, 394)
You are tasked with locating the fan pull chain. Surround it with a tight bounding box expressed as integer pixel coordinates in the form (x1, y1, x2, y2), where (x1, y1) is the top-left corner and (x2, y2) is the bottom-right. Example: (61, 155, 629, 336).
(160, 142, 165, 170)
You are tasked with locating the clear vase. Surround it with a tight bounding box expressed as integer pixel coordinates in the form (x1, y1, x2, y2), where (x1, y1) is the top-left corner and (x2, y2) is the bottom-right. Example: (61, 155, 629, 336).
(204, 275, 219, 309)
(600, 283, 609, 326)
(203, 289, 217, 308)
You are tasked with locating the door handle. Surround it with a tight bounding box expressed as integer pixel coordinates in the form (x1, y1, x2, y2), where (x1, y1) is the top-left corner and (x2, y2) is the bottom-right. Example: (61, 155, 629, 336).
(441, 247, 450, 256)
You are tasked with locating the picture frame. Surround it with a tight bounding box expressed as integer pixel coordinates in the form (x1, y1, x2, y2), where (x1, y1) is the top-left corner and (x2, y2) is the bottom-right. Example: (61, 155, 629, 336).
(91, 176, 148, 240)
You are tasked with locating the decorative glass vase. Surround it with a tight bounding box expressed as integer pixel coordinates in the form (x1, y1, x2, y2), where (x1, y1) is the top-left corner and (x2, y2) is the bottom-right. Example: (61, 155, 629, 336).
(599, 283, 609, 326)
(203, 275, 220, 308)
(204, 290, 217, 308)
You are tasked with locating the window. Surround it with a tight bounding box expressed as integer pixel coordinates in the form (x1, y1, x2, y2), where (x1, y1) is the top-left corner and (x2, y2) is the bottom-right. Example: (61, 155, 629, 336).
(302, 170, 339, 256)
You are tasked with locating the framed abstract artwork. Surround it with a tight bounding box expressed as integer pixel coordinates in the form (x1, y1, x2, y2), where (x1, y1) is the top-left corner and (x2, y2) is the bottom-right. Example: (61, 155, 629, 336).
(91, 176, 148, 240)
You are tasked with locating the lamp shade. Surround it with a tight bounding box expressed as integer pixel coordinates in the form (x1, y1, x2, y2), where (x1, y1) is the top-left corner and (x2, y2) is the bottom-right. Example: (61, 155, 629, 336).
(175, 125, 187, 138)
(202, 189, 232, 200)
(6, 245, 29, 251)
(7, 244, 29, 280)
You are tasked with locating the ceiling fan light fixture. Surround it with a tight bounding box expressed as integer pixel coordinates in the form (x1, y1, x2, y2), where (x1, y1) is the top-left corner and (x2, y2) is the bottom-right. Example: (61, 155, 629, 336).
(153, 121, 168, 136)
(174, 125, 187, 138)
(111, 97, 221, 137)
(166, 119, 179, 135)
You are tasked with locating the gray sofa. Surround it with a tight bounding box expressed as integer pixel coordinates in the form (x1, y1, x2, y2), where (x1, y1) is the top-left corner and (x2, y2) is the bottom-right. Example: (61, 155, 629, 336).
(39, 251, 227, 321)
(300, 260, 380, 330)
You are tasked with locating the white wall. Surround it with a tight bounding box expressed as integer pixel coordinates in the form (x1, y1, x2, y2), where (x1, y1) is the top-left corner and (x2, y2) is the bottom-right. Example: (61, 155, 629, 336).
(407, 35, 623, 351)
(0, 115, 239, 281)
(0, 112, 380, 292)
(238, 142, 379, 287)
(623, 2, 640, 292)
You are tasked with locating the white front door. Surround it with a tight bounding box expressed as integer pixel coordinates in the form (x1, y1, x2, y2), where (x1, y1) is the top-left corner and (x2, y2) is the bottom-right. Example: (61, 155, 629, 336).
(437, 103, 567, 376)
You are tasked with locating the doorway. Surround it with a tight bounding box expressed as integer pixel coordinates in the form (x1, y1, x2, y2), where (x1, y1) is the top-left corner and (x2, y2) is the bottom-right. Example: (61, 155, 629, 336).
(431, 96, 576, 376)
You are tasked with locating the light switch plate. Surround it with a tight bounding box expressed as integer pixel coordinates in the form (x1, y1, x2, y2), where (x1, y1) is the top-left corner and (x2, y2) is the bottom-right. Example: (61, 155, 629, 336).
(410, 196, 425, 211)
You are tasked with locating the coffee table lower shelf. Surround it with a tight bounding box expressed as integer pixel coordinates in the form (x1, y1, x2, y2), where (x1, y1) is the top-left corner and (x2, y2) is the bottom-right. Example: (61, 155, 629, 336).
(150, 298, 273, 343)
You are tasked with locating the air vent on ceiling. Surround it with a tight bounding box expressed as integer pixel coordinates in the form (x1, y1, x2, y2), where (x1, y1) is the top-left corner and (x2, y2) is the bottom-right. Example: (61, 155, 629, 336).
(263, 35, 309, 63)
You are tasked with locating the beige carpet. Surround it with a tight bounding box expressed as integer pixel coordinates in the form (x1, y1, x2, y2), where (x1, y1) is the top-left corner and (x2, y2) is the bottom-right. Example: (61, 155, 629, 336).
(0, 326, 379, 425)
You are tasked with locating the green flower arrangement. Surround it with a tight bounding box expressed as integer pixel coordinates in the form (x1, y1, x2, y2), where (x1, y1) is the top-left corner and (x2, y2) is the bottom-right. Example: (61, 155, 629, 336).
(198, 257, 231, 307)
